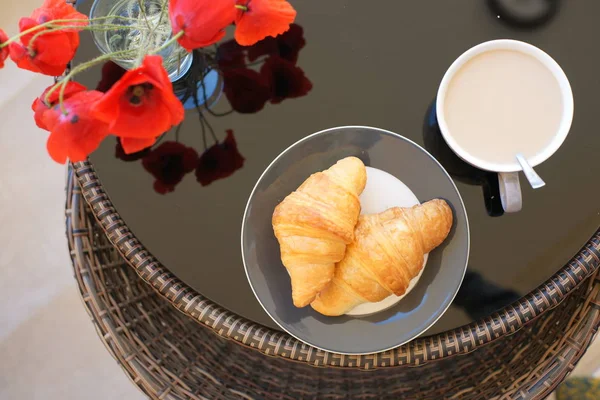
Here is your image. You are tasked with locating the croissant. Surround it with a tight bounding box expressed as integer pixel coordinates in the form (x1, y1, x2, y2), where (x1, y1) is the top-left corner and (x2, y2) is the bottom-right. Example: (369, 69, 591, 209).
(311, 199, 453, 316)
(272, 157, 367, 307)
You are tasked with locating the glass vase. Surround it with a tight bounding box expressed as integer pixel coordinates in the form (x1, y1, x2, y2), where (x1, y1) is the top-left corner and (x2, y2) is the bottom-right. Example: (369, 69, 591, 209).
(90, 0, 193, 82)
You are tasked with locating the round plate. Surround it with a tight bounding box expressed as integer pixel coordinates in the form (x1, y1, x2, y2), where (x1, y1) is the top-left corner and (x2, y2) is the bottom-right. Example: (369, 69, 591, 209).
(241, 126, 470, 354)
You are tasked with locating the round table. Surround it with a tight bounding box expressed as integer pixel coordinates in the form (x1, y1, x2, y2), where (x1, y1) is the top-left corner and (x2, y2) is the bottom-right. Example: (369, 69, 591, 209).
(68, 0, 600, 398)
(74, 0, 599, 334)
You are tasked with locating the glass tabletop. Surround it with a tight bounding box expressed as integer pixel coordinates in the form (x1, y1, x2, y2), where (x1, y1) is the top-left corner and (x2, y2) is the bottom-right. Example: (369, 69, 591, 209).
(74, 0, 600, 334)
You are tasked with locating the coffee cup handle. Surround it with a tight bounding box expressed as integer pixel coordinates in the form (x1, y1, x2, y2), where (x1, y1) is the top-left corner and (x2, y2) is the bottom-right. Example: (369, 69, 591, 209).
(498, 172, 522, 213)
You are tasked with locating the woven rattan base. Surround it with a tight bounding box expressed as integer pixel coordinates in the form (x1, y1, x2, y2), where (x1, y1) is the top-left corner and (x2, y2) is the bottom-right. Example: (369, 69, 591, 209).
(67, 165, 600, 399)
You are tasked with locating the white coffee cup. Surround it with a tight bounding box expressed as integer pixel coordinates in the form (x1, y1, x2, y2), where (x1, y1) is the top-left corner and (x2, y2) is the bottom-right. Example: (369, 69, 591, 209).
(436, 39, 574, 212)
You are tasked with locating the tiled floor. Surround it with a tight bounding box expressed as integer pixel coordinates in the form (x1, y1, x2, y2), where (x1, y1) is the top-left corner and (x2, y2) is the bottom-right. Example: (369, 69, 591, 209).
(0, 3, 598, 400)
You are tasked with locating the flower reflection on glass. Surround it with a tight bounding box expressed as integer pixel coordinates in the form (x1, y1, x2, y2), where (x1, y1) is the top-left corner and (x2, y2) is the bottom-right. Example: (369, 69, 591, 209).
(222, 68, 271, 113)
(196, 130, 245, 186)
(216, 39, 246, 68)
(247, 23, 305, 64)
(142, 141, 198, 194)
(111, 22, 311, 193)
(261, 55, 312, 104)
(218, 23, 312, 111)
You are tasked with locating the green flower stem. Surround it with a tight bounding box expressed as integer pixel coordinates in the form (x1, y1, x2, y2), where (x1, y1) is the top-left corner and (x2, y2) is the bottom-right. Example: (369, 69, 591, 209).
(134, 0, 171, 65)
(137, 0, 155, 32)
(234, 4, 248, 11)
(44, 49, 137, 113)
(157, 0, 170, 28)
(135, 0, 152, 65)
(43, 30, 183, 110)
(149, 30, 184, 55)
(0, 16, 143, 48)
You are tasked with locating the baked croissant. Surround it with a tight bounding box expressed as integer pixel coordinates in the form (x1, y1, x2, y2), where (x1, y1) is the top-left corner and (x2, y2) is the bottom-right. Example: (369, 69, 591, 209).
(311, 199, 453, 316)
(272, 157, 367, 307)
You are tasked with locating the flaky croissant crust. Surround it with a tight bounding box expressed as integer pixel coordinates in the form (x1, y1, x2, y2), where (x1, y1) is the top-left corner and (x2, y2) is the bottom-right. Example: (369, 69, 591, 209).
(311, 199, 453, 316)
(272, 157, 367, 307)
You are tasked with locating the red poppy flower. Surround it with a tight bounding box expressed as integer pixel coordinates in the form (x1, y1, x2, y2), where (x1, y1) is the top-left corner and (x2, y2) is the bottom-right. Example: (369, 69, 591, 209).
(196, 130, 245, 186)
(30, 0, 87, 25)
(40, 90, 110, 164)
(170, 0, 237, 51)
(32, 81, 87, 130)
(96, 61, 127, 93)
(115, 137, 153, 162)
(9, 0, 88, 76)
(247, 23, 305, 63)
(260, 56, 312, 103)
(234, 0, 296, 46)
(91, 55, 184, 140)
(142, 141, 198, 194)
(0, 29, 9, 69)
(223, 68, 271, 113)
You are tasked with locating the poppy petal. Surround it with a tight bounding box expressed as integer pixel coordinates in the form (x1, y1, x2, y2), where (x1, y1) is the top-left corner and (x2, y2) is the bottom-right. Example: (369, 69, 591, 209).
(9, 28, 76, 76)
(11, 0, 87, 76)
(46, 116, 108, 163)
(29, 31, 76, 65)
(140, 55, 184, 121)
(115, 137, 153, 161)
(45, 91, 110, 164)
(31, 0, 89, 25)
(9, 42, 68, 75)
(234, 0, 296, 46)
(113, 96, 174, 138)
(92, 73, 163, 120)
(170, 0, 236, 51)
(119, 136, 159, 154)
(32, 82, 87, 130)
(1, 29, 11, 69)
(92, 56, 183, 138)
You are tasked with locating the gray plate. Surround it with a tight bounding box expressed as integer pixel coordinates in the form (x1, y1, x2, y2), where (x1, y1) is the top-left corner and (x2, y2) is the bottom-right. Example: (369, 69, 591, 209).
(241, 126, 470, 355)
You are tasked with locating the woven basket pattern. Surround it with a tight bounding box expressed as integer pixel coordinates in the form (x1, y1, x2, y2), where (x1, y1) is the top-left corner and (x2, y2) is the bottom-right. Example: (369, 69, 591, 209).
(67, 166, 600, 399)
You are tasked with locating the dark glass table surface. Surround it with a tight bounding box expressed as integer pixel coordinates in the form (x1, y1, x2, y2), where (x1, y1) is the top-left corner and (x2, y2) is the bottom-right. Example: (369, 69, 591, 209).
(75, 0, 600, 334)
